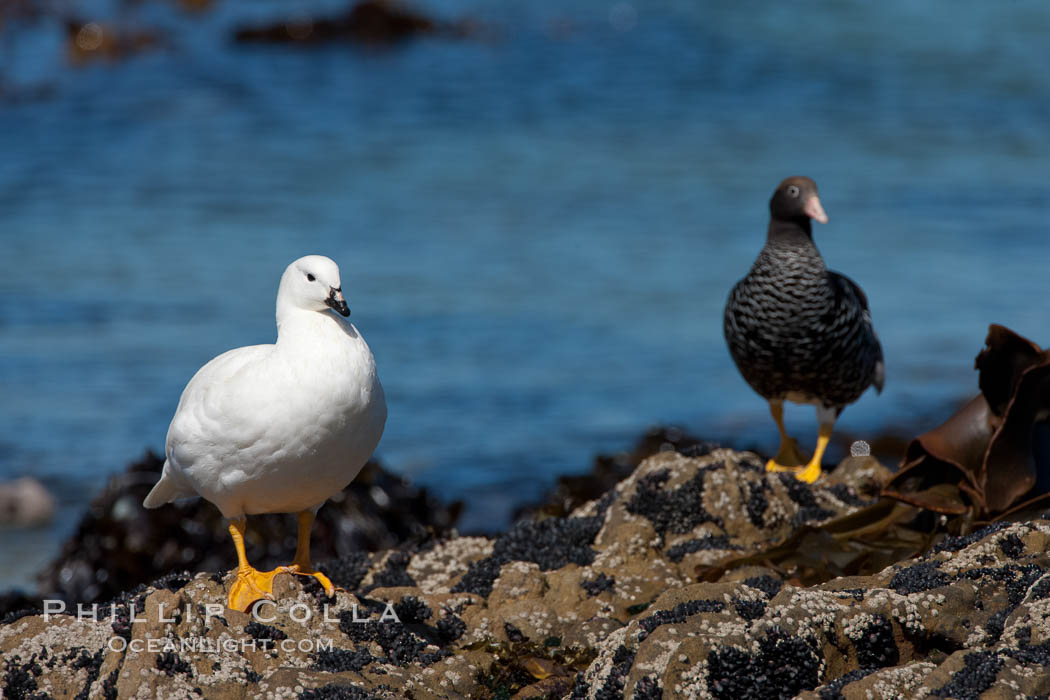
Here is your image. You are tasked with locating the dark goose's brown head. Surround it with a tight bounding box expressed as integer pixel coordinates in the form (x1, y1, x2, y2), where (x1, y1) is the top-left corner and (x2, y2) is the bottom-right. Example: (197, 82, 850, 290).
(769, 176, 828, 226)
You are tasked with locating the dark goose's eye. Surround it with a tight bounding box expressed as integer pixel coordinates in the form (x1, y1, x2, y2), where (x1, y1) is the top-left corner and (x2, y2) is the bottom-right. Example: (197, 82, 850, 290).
(787, 185, 800, 198)
(306, 273, 315, 282)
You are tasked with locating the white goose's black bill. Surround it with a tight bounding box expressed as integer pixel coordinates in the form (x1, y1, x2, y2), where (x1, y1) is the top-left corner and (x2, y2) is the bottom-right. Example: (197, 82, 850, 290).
(325, 287, 350, 317)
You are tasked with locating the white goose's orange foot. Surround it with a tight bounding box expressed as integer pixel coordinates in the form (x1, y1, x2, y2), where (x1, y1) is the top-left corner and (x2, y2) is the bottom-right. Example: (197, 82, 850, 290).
(227, 566, 279, 612)
(280, 563, 335, 596)
(226, 518, 280, 612)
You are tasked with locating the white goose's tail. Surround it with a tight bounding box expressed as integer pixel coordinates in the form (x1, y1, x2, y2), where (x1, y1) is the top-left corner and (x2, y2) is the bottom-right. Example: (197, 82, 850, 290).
(143, 462, 193, 508)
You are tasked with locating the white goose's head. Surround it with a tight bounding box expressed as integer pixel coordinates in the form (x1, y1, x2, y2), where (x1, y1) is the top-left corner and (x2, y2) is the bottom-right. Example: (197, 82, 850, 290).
(278, 255, 349, 318)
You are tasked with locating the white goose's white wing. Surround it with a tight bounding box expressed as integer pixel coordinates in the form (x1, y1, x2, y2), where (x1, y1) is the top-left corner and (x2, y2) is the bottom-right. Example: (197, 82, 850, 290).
(144, 344, 274, 509)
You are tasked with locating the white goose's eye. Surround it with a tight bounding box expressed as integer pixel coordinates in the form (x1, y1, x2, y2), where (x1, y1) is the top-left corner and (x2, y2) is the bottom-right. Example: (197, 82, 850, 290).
(306, 273, 315, 282)
(787, 185, 800, 198)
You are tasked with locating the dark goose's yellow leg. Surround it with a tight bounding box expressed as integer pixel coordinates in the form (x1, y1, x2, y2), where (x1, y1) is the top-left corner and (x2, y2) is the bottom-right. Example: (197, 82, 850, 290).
(227, 518, 278, 612)
(796, 421, 833, 484)
(765, 400, 808, 471)
(280, 510, 335, 595)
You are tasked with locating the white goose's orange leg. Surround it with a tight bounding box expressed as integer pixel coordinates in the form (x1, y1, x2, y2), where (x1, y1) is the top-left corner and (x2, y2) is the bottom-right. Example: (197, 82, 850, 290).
(227, 518, 278, 612)
(765, 400, 808, 471)
(280, 510, 335, 595)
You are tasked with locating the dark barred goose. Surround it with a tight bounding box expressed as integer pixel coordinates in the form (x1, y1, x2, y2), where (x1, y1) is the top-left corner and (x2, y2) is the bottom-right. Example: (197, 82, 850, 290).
(723, 176, 884, 482)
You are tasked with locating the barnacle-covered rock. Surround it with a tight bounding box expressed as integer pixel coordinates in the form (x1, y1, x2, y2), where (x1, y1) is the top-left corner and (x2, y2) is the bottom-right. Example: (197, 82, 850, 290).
(0, 447, 886, 698)
(573, 519, 1050, 699)
(9, 444, 1048, 698)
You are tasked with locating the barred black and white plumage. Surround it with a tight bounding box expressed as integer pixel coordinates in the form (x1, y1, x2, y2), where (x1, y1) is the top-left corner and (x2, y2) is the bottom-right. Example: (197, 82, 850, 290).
(723, 176, 883, 482)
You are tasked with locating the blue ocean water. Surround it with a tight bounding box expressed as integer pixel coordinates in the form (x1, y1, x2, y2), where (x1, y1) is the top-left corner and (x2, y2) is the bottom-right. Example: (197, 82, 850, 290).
(1, 0, 1048, 588)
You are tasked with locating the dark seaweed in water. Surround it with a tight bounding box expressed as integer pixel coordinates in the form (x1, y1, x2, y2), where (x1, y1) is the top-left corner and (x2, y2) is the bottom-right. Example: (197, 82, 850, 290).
(233, 1, 451, 46)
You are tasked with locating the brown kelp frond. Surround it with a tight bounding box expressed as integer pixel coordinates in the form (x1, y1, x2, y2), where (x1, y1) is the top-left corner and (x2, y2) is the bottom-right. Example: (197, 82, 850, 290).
(697, 495, 936, 587)
(885, 324, 1050, 519)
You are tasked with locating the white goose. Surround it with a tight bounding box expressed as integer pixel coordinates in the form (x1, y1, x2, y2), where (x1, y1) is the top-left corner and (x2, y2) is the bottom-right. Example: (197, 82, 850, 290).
(144, 255, 387, 611)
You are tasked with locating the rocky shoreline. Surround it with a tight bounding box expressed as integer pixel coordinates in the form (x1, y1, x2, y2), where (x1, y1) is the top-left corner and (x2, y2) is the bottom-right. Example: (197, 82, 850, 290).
(4, 442, 1050, 699)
